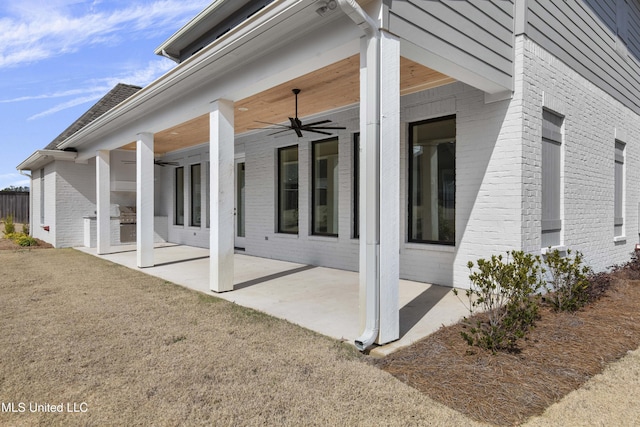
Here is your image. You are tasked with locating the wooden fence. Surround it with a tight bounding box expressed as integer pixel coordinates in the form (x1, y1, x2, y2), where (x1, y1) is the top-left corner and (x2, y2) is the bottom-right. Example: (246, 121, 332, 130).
(0, 192, 29, 224)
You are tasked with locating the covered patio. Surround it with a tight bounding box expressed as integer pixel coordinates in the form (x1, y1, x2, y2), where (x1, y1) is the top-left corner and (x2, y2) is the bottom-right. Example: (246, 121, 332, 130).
(77, 244, 468, 356)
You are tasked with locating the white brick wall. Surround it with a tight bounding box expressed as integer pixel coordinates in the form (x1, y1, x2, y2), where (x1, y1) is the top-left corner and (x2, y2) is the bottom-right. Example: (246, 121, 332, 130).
(54, 159, 98, 248)
(519, 35, 640, 272)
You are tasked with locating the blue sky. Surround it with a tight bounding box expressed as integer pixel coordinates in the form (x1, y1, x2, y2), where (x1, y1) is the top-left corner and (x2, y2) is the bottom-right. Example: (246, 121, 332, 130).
(0, 0, 210, 190)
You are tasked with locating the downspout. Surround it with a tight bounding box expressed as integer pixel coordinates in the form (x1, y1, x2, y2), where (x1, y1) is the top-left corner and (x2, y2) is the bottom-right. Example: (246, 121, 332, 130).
(18, 170, 32, 179)
(337, 0, 380, 351)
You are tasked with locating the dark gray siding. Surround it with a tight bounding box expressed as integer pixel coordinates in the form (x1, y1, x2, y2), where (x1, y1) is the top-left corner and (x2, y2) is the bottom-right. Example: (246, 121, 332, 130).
(628, 0, 640, 60)
(388, 0, 513, 90)
(526, 0, 640, 114)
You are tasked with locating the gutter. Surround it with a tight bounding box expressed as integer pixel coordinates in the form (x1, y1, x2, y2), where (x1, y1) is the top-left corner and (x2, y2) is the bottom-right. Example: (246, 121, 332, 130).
(337, 0, 381, 352)
(160, 49, 180, 63)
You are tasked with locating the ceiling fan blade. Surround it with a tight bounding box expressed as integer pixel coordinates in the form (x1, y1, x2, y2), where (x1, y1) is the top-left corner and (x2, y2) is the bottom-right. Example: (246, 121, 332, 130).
(254, 120, 290, 128)
(303, 125, 346, 130)
(303, 129, 334, 136)
(301, 119, 332, 127)
(268, 129, 295, 136)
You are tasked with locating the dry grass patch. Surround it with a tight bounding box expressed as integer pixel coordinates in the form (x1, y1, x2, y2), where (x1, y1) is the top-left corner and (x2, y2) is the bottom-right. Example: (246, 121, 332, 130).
(0, 249, 482, 426)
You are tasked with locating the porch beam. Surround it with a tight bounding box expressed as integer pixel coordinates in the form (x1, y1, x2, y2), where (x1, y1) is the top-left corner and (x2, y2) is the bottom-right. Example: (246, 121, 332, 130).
(136, 132, 155, 268)
(209, 99, 235, 293)
(96, 150, 110, 255)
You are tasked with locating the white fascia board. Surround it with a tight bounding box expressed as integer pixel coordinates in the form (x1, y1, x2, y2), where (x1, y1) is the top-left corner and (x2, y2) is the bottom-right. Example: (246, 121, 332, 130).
(16, 150, 77, 171)
(57, 0, 309, 152)
(154, 0, 230, 56)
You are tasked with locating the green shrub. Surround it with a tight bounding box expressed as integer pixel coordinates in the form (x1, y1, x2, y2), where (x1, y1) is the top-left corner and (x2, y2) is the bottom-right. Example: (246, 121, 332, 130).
(542, 248, 591, 312)
(5, 231, 37, 247)
(454, 251, 544, 352)
(3, 215, 15, 235)
(22, 223, 29, 235)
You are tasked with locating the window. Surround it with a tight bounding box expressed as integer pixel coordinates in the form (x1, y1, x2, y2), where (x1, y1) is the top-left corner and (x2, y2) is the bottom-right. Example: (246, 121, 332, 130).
(614, 140, 625, 237)
(278, 146, 298, 234)
(541, 109, 563, 247)
(408, 116, 456, 245)
(206, 162, 210, 228)
(312, 138, 339, 236)
(175, 167, 184, 225)
(190, 164, 201, 227)
(353, 133, 360, 239)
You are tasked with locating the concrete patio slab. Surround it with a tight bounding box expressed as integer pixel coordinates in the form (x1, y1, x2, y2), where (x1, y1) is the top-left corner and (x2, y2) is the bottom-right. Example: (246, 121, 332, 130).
(76, 244, 469, 356)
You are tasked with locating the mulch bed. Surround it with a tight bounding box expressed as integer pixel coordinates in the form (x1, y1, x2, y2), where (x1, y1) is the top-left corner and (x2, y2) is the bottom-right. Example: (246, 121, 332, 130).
(376, 256, 640, 426)
(0, 237, 52, 250)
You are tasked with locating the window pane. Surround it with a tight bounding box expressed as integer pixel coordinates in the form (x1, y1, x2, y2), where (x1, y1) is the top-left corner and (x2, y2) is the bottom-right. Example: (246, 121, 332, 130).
(313, 139, 339, 236)
(206, 162, 210, 228)
(353, 133, 359, 239)
(237, 162, 245, 238)
(175, 167, 184, 225)
(409, 116, 456, 244)
(278, 146, 298, 233)
(191, 164, 201, 227)
(614, 141, 625, 235)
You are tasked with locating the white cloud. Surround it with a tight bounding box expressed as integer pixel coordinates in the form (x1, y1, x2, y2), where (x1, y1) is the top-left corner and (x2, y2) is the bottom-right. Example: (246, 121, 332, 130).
(0, 0, 209, 69)
(26, 59, 175, 120)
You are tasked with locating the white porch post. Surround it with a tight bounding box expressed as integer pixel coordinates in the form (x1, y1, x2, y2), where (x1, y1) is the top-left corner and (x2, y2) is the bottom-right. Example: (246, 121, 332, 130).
(378, 30, 400, 343)
(96, 150, 110, 255)
(137, 132, 154, 268)
(358, 30, 400, 346)
(209, 99, 235, 292)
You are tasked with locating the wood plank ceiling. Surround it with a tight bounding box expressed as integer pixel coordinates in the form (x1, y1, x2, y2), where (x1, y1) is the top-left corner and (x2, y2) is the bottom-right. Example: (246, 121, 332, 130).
(123, 56, 454, 154)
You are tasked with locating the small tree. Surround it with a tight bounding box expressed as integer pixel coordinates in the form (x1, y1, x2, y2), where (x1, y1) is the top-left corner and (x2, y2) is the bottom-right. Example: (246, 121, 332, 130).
(3, 215, 15, 236)
(542, 248, 591, 312)
(455, 251, 545, 352)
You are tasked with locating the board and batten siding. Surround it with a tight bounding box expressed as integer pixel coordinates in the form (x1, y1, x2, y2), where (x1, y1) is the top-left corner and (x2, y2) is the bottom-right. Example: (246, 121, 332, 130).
(387, 0, 514, 91)
(524, 0, 640, 115)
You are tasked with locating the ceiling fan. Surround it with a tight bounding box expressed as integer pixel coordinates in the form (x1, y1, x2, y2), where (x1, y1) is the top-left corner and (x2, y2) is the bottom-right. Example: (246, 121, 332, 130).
(252, 88, 346, 137)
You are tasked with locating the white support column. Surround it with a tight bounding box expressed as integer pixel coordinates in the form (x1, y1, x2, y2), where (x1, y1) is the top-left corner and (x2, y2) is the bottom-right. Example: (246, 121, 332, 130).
(96, 150, 111, 255)
(137, 132, 154, 268)
(210, 99, 235, 292)
(357, 30, 400, 348)
(378, 30, 400, 344)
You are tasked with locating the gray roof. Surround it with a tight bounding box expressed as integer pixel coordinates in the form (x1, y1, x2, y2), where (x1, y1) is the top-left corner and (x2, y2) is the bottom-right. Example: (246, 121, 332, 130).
(45, 83, 142, 150)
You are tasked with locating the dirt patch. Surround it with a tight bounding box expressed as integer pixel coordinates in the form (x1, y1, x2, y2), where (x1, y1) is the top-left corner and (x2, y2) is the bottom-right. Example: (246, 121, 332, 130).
(376, 263, 640, 426)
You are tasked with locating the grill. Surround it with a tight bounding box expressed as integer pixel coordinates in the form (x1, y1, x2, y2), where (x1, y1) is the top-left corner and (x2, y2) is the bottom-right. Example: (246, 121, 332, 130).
(119, 206, 136, 243)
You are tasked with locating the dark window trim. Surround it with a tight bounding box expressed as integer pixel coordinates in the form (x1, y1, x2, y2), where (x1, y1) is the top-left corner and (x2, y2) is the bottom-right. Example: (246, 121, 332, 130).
(311, 137, 339, 237)
(190, 163, 201, 227)
(407, 115, 456, 246)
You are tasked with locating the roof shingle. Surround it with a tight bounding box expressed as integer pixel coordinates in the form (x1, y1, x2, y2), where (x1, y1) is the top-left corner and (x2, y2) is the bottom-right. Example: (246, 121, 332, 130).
(44, 83, 142, 150)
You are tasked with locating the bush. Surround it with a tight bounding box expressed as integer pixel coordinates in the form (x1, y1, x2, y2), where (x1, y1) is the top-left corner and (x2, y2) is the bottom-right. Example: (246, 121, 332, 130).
(3, 215, 15, 235)
(455, 251, 545, 352)
(5, 231, 37, 247)
(542, 248, 591, 312)
(22, 223, 29, 235)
